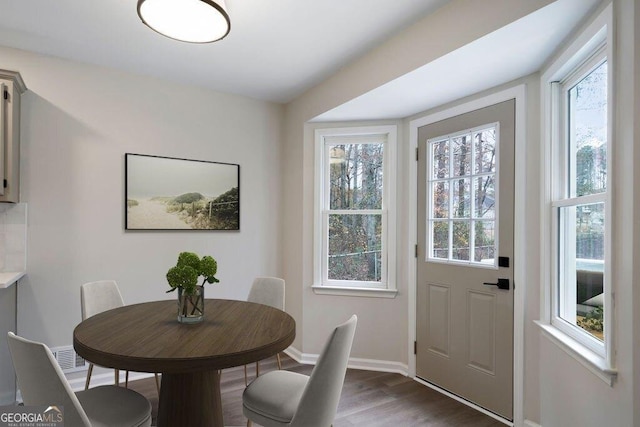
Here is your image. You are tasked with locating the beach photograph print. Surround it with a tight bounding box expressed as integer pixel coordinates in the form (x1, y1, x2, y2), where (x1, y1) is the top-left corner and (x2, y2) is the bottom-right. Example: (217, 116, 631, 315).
(126, 153, 240, 230)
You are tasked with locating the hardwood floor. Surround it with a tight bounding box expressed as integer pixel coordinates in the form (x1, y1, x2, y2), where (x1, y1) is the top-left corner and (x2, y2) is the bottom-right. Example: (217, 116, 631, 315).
(127, 354, 505, 426)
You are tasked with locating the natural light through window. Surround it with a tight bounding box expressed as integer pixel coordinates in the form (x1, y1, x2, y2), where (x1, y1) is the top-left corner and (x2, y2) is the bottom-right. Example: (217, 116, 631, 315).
(554, 58, 608, 345)
(328, 143, 384, 282)
(314, 126, 397, 297)
(427, 125, 498, 266)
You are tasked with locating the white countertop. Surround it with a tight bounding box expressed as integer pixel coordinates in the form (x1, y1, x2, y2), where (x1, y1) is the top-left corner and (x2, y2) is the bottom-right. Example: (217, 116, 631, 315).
(0, 272, 25, 289)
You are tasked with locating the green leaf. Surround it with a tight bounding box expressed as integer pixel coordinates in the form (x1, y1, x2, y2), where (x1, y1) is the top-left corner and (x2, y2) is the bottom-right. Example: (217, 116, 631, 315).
(176, 252, 200, 270)
(200, 256, 218, 278)
(166, 265, 198, 293)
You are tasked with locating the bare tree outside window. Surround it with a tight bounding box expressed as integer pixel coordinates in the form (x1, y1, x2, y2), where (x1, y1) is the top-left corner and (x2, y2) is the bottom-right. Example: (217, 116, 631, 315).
(428, 126, 497, 265)
(328, 143, 384, 282)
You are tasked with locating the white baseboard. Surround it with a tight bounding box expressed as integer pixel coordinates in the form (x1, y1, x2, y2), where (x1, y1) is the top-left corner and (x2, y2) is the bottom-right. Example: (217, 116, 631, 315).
(284, 346, 408, 375)
(64, 346, 409, 392)
(523, 420, 541, 427)
(66, 371, 156, 392)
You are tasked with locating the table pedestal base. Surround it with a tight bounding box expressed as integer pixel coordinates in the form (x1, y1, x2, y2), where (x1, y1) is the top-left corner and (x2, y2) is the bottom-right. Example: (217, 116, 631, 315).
(157, 370, 223, 427)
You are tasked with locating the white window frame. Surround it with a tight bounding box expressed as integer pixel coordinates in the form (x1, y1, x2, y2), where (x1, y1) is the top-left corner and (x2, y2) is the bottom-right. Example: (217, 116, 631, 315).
(537, 4, 616, 384)
(312, 125, 397, 298)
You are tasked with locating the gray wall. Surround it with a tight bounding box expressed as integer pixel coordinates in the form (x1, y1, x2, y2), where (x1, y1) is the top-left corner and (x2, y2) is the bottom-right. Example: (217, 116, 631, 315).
(0, 45, 284, 347)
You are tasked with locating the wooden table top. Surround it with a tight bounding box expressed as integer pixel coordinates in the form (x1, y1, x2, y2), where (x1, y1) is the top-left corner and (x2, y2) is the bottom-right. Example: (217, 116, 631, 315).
(73, 299, 296, 374)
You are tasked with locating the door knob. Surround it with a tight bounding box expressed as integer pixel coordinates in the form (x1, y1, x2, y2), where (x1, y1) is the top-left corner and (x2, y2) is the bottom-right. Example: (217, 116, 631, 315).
(483, 278, 510, 290)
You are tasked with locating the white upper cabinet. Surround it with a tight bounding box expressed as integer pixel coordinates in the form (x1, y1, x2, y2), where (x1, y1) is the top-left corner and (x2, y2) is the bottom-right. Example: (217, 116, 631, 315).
(0, 70, 26, 203)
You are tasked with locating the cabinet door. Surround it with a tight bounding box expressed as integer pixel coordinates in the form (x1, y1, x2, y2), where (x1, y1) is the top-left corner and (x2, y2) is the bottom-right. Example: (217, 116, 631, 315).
(0, 82, 5, 197)
(0, 285, 16, 404)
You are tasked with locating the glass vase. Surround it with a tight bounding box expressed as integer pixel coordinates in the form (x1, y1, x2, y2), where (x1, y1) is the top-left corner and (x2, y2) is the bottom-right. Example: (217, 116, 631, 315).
(177, 285, 204, 324)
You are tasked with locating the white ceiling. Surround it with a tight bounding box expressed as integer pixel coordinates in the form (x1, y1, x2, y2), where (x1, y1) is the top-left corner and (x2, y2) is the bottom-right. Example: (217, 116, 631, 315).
(314, 0, 600, 121)
(0, 0, 449, 103)
(0, 0, 599, 120)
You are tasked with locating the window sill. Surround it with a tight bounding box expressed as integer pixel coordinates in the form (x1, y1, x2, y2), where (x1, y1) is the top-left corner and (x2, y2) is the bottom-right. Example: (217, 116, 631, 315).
(535, 321, 617, 386)
(311, 285, 398, 299)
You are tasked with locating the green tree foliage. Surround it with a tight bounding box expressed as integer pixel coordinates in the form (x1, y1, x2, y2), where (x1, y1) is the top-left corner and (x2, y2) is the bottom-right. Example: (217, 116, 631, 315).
(206, 187, 239, 230)
(173, 192, 204, 204)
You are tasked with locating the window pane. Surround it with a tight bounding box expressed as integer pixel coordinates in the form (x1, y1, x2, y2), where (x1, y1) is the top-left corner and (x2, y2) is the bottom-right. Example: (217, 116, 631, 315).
(329, 143, 383, 210)
(474, 128, 497, 174)
(452, 135, 471, 177)
(431, 181, 449, 219)
(328, 214, 382, 282)
(559, 202, 605, 341)
(569, 61, 607, 197)
(432, 220, 449, 259)
(474, 220, 496, 264)
(432, 140, 449, 179)
(452, 178, 471, 218)
(474, 175, 495, 219)
(452, 220, 470, 261)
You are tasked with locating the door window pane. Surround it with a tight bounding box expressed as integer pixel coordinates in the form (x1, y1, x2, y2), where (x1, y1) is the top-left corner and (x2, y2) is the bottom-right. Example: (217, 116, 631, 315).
(452, 135, 472, 177)
(432, 140, 449, 179)
(432, 221, 449, 260)
(452, 178, 471, 218)
(474, 128, 497, 174)
(431, 181, 449, 219)
(474, 176, 495, 219)
(452, 220, 470, 261)
(474, 220, 496, 264)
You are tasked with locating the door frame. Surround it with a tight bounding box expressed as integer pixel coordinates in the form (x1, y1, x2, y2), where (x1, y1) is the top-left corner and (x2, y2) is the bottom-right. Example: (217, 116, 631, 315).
(408, 84, 526, 425)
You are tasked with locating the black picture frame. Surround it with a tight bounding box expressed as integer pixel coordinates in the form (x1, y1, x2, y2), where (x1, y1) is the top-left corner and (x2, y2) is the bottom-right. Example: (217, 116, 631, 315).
(125, 153, 240, 230)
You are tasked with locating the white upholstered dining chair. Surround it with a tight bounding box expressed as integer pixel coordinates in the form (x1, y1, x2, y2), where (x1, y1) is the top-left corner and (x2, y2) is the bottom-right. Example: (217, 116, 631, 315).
(245, 276, 286, 385)
(81, 280, 160, 393)
(8, 332, 152, 427)
(243, 315, 357, 427)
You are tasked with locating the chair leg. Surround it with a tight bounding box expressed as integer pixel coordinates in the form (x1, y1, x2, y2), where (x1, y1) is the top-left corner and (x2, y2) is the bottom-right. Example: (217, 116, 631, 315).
(277, 353, 282, 370)
(244, 364, 248, 386)
(247, 419, 252, 427)
(154, 373, 161, 395)
(84, 363, 94, 390)
(125, 370, 129, 388)
(115, 369, 120, 386)
(255, 361, 260, 377)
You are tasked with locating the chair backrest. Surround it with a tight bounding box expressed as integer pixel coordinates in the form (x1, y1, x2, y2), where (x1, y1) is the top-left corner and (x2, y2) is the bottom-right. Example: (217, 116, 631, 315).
(247, 277, 285, 311)
(291, 315, 357, 427)
(7, 332, 91, 427)
(80, 280, 124, 320)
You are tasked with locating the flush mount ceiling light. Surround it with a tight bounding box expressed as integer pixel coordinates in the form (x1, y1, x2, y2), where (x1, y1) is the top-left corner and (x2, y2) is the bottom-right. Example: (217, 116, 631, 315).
(137, 0, 230, 43)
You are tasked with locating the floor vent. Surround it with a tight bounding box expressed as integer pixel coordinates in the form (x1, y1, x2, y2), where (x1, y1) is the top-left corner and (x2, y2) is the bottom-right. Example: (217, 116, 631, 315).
(50, 346, 87, 373)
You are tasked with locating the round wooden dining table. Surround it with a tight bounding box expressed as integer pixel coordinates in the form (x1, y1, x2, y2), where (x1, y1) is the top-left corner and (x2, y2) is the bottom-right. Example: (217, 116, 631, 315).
(73, 299, 296, 427)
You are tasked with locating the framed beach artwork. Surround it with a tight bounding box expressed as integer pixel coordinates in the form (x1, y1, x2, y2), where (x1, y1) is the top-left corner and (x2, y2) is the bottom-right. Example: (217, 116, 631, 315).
(125, 153, 240, 230)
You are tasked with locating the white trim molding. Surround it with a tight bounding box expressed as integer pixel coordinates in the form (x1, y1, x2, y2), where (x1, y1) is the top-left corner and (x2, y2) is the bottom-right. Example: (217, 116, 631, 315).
(285, 346, 408, 376)
(313, 125, 398, 298)
(538, 2, 616, 384)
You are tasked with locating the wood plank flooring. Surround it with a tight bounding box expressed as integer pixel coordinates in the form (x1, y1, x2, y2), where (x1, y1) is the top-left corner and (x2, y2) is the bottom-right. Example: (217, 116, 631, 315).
(127, 354, 506, 426)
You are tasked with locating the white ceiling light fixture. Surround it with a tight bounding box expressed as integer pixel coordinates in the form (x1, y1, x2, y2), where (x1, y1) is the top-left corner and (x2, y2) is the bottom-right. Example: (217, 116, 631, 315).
(137, 0, 230, 43)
